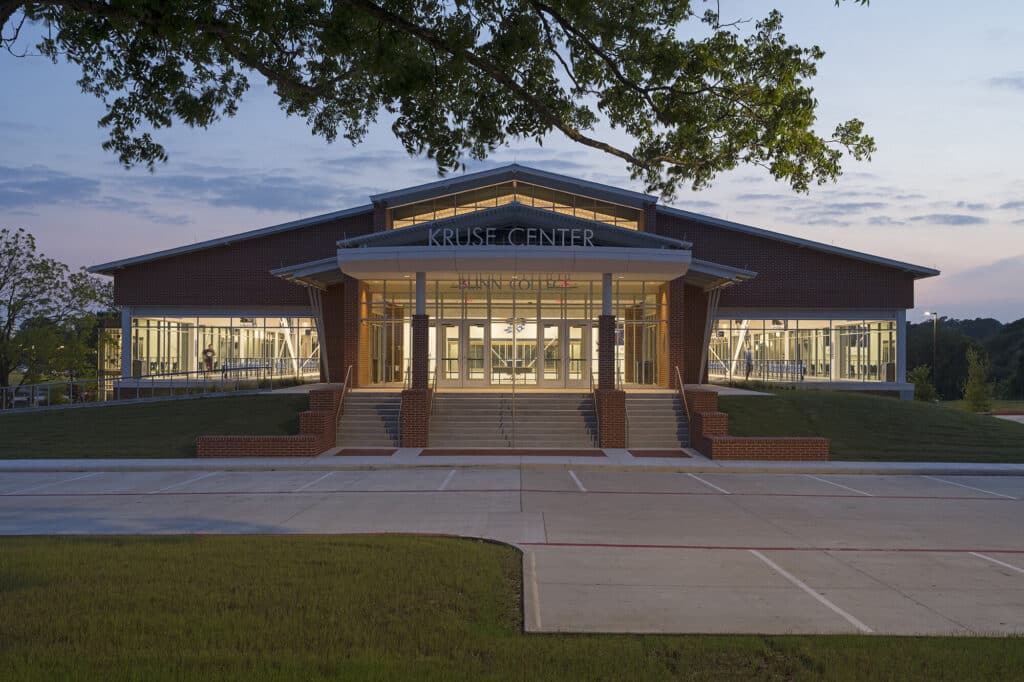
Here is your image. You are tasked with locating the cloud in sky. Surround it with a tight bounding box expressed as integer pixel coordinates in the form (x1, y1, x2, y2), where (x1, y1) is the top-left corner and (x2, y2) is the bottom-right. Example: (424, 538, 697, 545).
(908, 214, 988, 226)
(953, 200, 990, 211)
(989, 74, 1024, 91)
(999, 200, 1024, 210)
(138, 172, 349, 213)
(0, 165, 99, 207)
(868, 216, 906, 226)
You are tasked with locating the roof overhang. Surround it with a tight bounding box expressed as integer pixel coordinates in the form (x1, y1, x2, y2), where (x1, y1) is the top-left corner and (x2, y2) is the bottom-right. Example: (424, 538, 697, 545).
(337, 245, 691, 281)
(89, 204, 372, 274)
(685, 258, 757, 291)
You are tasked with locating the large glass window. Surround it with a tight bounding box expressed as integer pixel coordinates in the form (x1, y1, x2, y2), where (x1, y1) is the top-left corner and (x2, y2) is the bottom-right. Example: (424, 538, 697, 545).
(389, 181, 641, 230)
(708, 318, 898, 383)
(127, 316, 319, 378)
(360, 277, 666, 387)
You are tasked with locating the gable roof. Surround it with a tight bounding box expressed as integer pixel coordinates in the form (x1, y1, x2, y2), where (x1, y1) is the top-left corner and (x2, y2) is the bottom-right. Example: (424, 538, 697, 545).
(88, 204, 372, 274)
(658, 205, 940, 279)
(369, 162, 657, 209)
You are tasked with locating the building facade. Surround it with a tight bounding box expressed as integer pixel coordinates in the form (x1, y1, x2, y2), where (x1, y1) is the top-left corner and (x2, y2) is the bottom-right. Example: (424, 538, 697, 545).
(91, 165, 938, 401)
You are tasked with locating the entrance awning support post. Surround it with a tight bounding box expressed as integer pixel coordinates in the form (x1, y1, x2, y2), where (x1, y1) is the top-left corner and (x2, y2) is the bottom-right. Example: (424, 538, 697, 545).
(598, 273, 615, 391)
(120, 306, 132, 379)
(412, 272, 429, 390)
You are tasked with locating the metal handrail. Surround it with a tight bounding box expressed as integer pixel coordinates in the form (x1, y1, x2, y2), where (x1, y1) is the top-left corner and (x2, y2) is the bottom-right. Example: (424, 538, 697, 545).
(674, 366, 691, 423)
(590, 370, 600, 447)
(510, 366, 517, 448)
(616, 364, 629, 446)
(429, 364, 439, 415)
(337, 364, 354, 428)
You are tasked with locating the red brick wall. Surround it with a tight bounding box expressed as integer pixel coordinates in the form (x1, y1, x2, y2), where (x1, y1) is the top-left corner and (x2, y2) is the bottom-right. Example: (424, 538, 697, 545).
(682, 283, 709, 384)
(657, 211, 916, 309)
(112, 211, 373, 306)
(596, 388, 626, 447)
(400, 388, 431, 447)
(196, 387, 342, 457)
(684, 388, 830, 461)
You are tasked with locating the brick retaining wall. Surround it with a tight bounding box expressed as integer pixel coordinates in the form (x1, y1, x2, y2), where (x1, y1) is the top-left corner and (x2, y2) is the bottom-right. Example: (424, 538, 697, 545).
(685, 388, 829, 461)
(196, 387, 343, 457)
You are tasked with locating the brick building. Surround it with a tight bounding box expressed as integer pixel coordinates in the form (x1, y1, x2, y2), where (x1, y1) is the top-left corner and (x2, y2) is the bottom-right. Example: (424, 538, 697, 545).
(91, 164, 938, 412)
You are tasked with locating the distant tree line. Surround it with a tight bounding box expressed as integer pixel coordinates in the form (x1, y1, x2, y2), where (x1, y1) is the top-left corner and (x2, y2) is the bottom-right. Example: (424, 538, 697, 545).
(907, 316, 1024, 401)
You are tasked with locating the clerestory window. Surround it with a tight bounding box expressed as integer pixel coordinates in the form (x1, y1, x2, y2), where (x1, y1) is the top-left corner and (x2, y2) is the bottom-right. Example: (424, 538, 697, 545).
(389, 181, 641, 230)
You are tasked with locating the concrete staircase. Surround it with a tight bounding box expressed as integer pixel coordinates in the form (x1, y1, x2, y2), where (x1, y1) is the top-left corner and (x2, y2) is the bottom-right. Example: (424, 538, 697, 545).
(336, 391, 401, 447)
(429, 393, 598, 448)
(625, 393, 690, 448)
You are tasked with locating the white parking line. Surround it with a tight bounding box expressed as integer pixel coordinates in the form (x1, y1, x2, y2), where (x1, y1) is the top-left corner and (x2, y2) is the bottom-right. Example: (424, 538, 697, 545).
(568, 470, 587, 492)
(438, 469, 456, 491)
(149, 471, 219, 494)
(750, 550, 873, 634)
(8, 472, 102, 495)
(923, 476, 1016, 500)
(804, 474, 873, 496)
(971, 552, 1024, 574)
(527, 551, 543, 629)
(687, 473, 730, 495)
(294, 471, 334, 492)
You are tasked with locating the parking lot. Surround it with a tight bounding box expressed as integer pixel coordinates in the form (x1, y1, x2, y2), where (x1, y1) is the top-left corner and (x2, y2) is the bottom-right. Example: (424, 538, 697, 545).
(1, 467, 1023, 635)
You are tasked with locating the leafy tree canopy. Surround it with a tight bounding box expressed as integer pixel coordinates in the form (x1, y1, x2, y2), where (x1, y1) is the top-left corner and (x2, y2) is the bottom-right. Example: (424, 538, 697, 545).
(2, 0, 873, 197)
(0, 227, 113, 387)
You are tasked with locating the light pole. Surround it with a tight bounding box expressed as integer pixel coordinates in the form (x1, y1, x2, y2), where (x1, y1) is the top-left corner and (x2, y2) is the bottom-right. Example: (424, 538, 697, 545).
(924, 311, 938, 393)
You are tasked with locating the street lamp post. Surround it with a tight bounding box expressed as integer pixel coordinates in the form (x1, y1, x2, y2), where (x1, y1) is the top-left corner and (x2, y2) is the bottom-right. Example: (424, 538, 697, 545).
(924, 311, 939, 394)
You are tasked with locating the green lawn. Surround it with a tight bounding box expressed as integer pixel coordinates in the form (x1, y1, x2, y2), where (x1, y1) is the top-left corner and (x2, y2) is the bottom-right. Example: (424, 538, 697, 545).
(719, 390, 1024, 461)
(1, 536, 1020, 681)
(942, 400, 1024, 414)
(0, 394, 307, 458)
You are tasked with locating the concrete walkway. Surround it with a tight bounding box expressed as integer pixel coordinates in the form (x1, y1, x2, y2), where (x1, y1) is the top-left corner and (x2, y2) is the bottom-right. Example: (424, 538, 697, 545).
(1, 466, 1023, 636)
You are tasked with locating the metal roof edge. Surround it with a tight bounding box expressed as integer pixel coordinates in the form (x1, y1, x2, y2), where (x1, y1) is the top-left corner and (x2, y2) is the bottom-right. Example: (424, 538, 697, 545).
(89, 204, 373, 274)
(689, 258, 758, 281)
(657, 205, 941, 279)
(369, 163, 657, 207)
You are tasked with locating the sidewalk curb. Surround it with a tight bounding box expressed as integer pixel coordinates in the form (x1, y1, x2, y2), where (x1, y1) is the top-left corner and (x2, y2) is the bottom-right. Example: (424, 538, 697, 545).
(2, 458, 1023, 477)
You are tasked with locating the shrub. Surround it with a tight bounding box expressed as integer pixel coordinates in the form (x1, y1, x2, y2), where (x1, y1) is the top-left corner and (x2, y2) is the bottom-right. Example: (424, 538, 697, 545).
(908, 365, 937, 402)
(963, 347, 993, 412)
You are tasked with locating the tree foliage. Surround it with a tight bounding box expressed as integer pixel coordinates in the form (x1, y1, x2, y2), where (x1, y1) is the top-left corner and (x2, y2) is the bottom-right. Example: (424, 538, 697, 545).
(0, 227, 114, 387)
(2, 0, 873, 197)
(907, 365, 936, 402)
(962, 347, 993, 413)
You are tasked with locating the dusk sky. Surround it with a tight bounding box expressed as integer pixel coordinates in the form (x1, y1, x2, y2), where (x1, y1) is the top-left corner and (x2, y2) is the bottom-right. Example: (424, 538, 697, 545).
(2, 0, 1022, 321)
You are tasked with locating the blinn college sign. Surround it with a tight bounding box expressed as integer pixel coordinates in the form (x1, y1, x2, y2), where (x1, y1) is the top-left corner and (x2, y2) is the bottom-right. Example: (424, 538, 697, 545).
(428, 226, 595, 247)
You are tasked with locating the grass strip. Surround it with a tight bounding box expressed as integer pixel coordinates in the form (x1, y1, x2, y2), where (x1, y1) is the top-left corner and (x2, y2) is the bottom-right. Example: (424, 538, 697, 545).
(718, 391, 1024, 461)
(1, 535, 1022, 681)
(0, 394, 307, 458)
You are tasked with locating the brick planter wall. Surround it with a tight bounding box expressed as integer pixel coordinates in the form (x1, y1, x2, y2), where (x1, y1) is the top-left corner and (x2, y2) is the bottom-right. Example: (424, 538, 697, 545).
(196, 387, 343, 457)
(596, 389, 626, 448)
(400, 388, 432, 447)
(684, 388, 829, 461)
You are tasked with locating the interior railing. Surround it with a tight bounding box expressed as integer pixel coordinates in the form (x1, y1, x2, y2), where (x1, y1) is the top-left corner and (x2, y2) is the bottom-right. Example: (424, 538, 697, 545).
(1, 359, 322, 412)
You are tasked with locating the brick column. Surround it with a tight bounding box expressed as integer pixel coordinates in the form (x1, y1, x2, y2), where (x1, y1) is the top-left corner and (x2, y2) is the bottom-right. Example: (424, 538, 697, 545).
(598, 314, 616, 390)
(400, 387, 431, 447)
(411, 313, 429, 390)
(667, 278, 685, 382)
(596, 389, 626, 448)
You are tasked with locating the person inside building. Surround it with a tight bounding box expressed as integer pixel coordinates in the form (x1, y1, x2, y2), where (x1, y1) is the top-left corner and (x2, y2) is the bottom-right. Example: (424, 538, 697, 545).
(202, 345, 216, 374)
(744, 346, 754, 381)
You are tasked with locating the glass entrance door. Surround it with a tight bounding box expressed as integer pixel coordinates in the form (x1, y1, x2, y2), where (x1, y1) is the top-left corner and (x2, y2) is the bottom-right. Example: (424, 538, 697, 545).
(489, 319, 538, 386)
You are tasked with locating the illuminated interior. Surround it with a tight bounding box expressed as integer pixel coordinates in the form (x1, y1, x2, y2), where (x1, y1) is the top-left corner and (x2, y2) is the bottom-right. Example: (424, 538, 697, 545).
(389, 181, 642, 230)
(359, 277, 667, 388)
